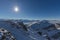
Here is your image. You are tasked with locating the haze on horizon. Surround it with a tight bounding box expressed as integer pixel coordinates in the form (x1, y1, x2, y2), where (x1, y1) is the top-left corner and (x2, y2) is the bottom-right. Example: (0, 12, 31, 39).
(0, 0, 60, 20)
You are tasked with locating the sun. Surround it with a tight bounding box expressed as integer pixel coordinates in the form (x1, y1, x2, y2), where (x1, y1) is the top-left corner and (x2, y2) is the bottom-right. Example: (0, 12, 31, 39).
(14, 6, 19, 12)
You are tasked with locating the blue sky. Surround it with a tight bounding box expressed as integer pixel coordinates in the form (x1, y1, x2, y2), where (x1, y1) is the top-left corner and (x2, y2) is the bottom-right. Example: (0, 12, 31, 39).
(0, 0, 60, 20)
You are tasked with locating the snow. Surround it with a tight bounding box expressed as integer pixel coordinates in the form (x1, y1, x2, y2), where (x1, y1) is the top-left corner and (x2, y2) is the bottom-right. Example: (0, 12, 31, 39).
(0, 20, 59, 40)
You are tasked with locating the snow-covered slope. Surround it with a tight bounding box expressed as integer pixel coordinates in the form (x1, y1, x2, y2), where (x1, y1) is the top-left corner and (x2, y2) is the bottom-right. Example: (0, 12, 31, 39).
(0, 20, 33, 40)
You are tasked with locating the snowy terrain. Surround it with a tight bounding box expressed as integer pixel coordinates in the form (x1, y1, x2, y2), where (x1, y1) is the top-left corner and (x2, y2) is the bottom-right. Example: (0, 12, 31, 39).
(0, 19, 60, 40)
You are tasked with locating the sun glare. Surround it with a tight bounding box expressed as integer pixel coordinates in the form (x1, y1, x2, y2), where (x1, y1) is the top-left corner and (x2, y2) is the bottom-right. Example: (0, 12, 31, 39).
(14, 6, 19, 12)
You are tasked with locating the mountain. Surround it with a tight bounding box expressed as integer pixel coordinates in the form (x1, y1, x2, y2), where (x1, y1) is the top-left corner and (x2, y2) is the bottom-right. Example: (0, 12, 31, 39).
(0, 20, 33, 40)
(29, 20, 60, 40)
(0, 20, 60, 40)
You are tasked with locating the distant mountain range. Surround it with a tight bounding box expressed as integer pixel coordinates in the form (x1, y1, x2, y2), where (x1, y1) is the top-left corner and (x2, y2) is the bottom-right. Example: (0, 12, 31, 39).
(0, 19, 60, 40)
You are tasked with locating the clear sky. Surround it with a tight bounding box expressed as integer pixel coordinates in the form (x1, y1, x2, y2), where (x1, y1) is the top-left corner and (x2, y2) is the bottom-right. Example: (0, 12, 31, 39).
(0, 0, 60, 20)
